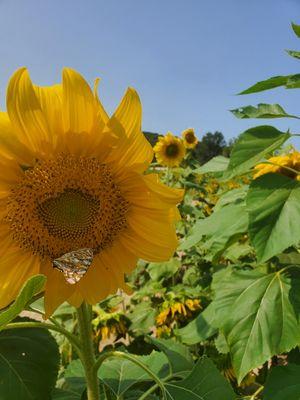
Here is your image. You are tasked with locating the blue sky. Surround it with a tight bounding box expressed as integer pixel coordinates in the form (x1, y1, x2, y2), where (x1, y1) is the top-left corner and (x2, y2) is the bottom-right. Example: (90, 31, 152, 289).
(0, 0, 299, 144)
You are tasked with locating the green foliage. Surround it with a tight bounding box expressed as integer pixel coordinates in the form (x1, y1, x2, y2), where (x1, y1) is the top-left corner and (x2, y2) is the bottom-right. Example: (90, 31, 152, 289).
(264, 364, 300, 399)
(231, 103, 300, 119)
(213, 269, 300, 382)
(164, 358, 235, 400)
(247, 173, 300, 262)
(0, 323, 60, 399)
(0, 274, 46, 330)
(225, 125, 291, 179)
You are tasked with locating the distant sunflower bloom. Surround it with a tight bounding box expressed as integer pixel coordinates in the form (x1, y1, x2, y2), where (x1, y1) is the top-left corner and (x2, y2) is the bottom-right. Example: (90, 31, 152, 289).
(153, 132, 186, 167)
(0, 68, 183, 317)
(181, 128, 198, 149)
(253, 151, 300, 181)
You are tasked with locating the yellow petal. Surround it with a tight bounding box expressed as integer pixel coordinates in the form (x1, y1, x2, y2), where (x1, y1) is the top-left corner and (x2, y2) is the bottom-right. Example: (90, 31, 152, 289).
(62, 68, 97, 134)
(6, 68, 51, 153)
(106, 88, 153, 173)
(0, 112, 35, 164)
(77, 239, 137, 304)
(0, 249, 40, 309)
(33, 84, 63, 140)
(41, 260, 76, 318)
(121, 208, 179, 262)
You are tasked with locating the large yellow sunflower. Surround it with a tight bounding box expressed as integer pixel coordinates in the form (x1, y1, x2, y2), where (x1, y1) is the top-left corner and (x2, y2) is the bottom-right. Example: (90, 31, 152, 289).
(181, 128, 198, 149)
(0, 68, 183, 317)
(153, 132, 186, 167)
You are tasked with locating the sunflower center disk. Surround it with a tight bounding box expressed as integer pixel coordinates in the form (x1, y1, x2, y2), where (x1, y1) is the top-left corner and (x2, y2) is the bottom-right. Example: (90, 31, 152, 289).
(6, 155, 129, 258)
(165, 144, 179, 158)
(185, 132, 195, 143)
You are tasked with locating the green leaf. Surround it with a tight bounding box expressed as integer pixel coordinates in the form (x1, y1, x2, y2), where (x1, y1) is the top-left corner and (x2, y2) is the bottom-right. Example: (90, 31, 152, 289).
(147, 259, 180, 281)
(214, 186, 248, 211)
(193, 156, 230, 174)
(231, 103, 300, 119)
(98, 352, 168, 397)
(225, 125, 291, 179)
(276, 252, 300, 265)
(176, 303, 218, 345)
(0, 275, 46, 329)
(164, 358, 235, 400)
(239, 75, 289, 94)
(180, 202, 248, 260)
(128, 302, 156, 334)
(148, 337, 194, 376)
(292, 22, 300, 38)
(286, 49, 300, 60)
(213, 269, 300, 383)
(52, 377, 87, 400)
(246, 173, 300, 262)
(264, 363, 300, 400)
(0, 325, 60, 399)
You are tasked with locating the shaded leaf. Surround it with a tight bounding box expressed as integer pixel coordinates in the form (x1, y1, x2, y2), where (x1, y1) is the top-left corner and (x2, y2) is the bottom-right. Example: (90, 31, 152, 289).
(231, 103, 299, 119)
(128, 302, 156, 334)
(164, 358, 235, 400)
(98, 352, 168, 397)
(213, 269, 300, 383)
(0, 325, 60, 399)
(225, 125, 290, 179)
(176, 303, 218, 345)
(246, 173, 300, 262)
(148, 337, 193, 376)
(147, 259, 180, 281)
(0, 274, 46, 329)
(264, 363, 300, 400)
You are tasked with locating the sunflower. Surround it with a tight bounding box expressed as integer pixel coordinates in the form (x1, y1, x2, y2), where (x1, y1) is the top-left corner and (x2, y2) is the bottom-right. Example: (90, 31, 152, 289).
(253, 151, 300, 180)
(0, 68, 183, 317)
(153, 132, 186, 167)
(181, 128, 198, 149)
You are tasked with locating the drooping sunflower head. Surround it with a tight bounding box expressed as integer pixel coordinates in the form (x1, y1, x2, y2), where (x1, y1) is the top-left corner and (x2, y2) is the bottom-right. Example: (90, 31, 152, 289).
(0, 67, 183, 317)
(181, 128, 198, 149)
(253, 150, 300, 181)
(153, 132, 186, 167)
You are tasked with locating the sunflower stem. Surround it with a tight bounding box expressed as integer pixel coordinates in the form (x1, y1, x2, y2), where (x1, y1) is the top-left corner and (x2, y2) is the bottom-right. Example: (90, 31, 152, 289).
(76, 302, 100, 400)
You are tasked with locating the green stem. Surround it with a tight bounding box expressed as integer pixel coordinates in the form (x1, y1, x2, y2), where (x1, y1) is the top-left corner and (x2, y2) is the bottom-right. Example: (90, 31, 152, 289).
(3, 321, 81, 355)
(76, 302, 100, 400)
(94, 351, 167, 400)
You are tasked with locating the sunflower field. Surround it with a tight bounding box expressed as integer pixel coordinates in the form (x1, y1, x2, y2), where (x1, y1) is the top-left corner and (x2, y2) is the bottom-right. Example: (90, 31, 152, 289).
(1, 22, 300, 400)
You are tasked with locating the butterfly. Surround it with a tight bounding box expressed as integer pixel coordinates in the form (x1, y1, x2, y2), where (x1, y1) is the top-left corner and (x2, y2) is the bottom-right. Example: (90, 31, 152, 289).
(53, 248, 94, 285)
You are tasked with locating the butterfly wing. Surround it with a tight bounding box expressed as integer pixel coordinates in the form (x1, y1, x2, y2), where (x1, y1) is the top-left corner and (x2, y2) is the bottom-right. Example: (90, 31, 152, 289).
(53, 248, 94, 284)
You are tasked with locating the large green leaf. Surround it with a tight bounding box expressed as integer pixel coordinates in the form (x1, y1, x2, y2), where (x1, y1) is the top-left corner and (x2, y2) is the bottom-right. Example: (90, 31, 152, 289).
(180, 202, 248, 260)
(0, 275, 46, 329)
(213, 268, 300, 383)
(264, 363, 300, 400)
(193, 156, 229, 174)
(246, 173, 300, 262)
(164, 358, 235, 400)
(0, 325, 60, 399)
(147, 259, 180, 281)
(148, 337, 193, 376)
(214, 186, 248, 211)
(231, 103, 299, 119)
(225, 126, 291, 179)
(99, 352, 168, 397)
(176, 303, 218, 345)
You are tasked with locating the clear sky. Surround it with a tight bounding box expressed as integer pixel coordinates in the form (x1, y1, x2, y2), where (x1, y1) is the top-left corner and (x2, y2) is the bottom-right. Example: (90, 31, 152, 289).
(0, 0, 299, 145)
